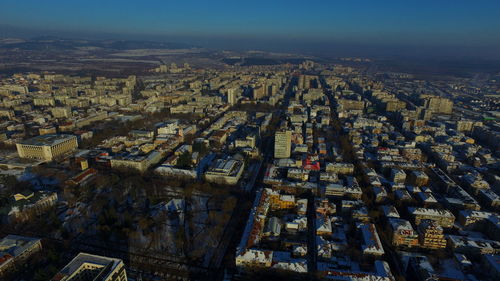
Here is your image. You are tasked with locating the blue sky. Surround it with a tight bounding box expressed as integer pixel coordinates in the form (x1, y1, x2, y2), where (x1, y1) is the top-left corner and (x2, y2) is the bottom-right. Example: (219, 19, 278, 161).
(1, 0, 499, 56)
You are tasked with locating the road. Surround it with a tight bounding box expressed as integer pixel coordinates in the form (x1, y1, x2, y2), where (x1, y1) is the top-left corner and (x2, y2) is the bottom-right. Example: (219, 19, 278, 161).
(306, 191, 318, 273)
(214, 76, 297, 280)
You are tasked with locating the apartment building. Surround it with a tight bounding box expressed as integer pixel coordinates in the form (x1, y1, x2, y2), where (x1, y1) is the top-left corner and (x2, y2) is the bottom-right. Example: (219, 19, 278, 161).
(388, 218, 419, 248)
(274, 130, 292, 159)
(418, 220, 447, 249)
(409, 207, 455, 228)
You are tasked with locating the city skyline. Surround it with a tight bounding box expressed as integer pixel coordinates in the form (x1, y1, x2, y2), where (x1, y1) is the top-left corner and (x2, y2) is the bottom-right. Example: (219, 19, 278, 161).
(0, 2, 499, 281)
(1, 0, 500, 58)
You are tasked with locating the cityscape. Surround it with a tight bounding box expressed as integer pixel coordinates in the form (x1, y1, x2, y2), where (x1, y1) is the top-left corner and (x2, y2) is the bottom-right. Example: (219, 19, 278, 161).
(0, 1, 499, 281)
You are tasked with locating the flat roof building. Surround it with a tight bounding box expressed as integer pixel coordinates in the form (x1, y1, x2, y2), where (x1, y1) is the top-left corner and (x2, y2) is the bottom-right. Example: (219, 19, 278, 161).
(16, 134, 78, 161)
(110, 151, 163, 173)
(51, 252, 127, 281)
(204, 158, 245, 185)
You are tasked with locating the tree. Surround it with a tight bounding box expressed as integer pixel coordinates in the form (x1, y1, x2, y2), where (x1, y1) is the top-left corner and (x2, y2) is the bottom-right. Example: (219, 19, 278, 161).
(33, 265, 58, 281)
(192, 142, 209, 156)
(12, 180, 34, 194)
(132, 79, 145, 101)
(47, 209, 62, 229)
(0, 174, 18, 189)
(222, 197, 237, 212)
(176, 151, 192, 169)
(175, 226, 186, 255)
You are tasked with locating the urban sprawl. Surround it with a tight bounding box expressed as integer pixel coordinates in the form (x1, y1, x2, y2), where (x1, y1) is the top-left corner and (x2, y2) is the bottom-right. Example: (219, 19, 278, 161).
(0, 60, 499, 281)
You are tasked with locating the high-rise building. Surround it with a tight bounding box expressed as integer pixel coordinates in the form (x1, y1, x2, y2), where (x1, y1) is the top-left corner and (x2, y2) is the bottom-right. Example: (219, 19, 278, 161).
(268, 84, 278, 96)
(227, 88, 237, 105)
(51, 253, 127, 281)
(51, 107, 72, 118)
(274, 130, 292, 159)
(298, 75, 318, 89)
(253, 85, 266, 100)
(421, 95, 453, 114)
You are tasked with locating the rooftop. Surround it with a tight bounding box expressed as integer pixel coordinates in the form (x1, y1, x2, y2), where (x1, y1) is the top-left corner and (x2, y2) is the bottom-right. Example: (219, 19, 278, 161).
(0, 235, 41, 268)
(51, 252, 123, 281)
(18, 134, 76, 146)
(409, 207, 455, 218)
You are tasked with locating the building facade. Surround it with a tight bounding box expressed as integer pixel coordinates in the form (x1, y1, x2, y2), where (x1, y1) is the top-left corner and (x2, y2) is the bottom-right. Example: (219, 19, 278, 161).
(274, 130, 292, 159)
(388, 218, 419, 248)
(0, 235, 42, 277)
(409, 207, 455, 228)
(16, 134, 78, 161)
(418, 220, 447, 249)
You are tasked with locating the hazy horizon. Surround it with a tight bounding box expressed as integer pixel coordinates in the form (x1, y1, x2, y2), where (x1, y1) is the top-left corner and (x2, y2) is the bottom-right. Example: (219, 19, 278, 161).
(1, 0, 500, 60)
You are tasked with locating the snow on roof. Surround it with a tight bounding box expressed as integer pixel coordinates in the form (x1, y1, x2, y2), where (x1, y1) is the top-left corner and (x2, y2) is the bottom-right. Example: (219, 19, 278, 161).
(271, 253, 308, 273)
(166, 199, 185, 213)
(53, 252, 123, 280)
(381, 205, 400, 218)
(316, 215, 333, 234)
(316, 236, 333, 258)
(280, 194, 295, 202)
(0, 235, 40, 265)
(152, 199, 185, 214)
(448, 235, 500, 252)
(416, 192, 438, 203)
(406, 185, 421, 193)
(388, 218, 414, 232)
(358, 223, 385, 255)
(408, 207, 454, 218)
(459, 210, 493, 219)
(318, 260, 395, 281)
(293, 244, 307, 256)
(236, 249, 273, 263)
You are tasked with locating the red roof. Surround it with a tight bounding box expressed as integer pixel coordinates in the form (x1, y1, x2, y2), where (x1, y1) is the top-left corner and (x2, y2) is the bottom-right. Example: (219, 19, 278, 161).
(0, 254, 13, 264)
(303, 157, 320, 171)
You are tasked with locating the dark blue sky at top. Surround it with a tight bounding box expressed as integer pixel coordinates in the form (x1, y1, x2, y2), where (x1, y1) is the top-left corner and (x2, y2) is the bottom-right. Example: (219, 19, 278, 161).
(1, 0, 499, 57)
